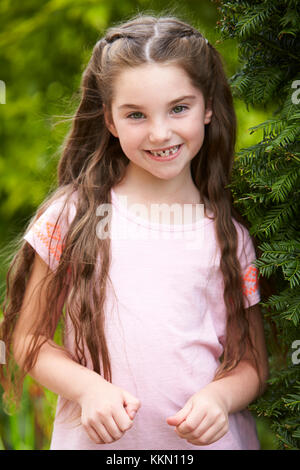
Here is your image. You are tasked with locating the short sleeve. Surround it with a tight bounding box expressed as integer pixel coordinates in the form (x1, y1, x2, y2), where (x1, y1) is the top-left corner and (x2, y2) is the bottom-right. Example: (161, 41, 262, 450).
(236, 222, 261, 309)
(23, 193, 77, 272)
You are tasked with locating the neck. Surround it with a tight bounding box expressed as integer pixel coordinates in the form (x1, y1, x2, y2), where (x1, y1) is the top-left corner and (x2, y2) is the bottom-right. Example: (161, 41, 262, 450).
(113, 162, 202, 205)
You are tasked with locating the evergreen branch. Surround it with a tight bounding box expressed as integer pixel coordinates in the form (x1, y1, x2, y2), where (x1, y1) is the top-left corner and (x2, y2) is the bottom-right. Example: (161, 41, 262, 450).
(235, 5, 277, 39)
(248, 118, 285, 138)
(259, 290, 300, 322)
(252, 203, 295, 237)
(270, 168, 300, 203)
(217, 0, 300, 449)
(252, 33, 300, 62)
(267, 124, 300, 149)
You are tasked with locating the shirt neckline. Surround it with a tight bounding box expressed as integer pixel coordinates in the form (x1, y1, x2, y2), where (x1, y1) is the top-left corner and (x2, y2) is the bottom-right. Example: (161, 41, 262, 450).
(110, 187, 214, 232)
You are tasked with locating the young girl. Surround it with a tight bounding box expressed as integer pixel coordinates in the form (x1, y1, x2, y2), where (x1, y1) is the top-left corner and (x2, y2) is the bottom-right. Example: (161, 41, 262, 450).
(1, 14, 269, 450)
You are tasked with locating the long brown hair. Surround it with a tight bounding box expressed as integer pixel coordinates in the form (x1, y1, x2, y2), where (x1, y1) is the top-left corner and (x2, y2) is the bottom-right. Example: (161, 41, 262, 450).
(0, 13, 264, 417)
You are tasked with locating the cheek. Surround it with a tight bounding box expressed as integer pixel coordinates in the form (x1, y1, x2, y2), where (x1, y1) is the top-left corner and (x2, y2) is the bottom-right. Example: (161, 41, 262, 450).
(176, 111, 205, 141)
(182, 122, 204, 145)
(118, 125, 144, 149)
(115, 128, 142, 159)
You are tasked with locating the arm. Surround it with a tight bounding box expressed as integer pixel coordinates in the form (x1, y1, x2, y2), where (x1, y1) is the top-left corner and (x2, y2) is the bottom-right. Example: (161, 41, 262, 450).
(13, 253, 140, 444)
(12, 252, 104, 404)
(202, 302, 269, 414)
(166, 303, 269, 445)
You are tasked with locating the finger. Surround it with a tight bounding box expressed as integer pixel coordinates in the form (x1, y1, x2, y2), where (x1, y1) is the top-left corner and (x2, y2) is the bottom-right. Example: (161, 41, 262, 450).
(92, 420, 118, 444)
(167, 401, 193, 427)
(200, 417, 229, 444)
(98, 415, 125, 442)
(188, 422, 228, 446)
(176, 411, 206, 435)
(124, 403, 138, 419)
(113, 407, 135, 433)
(84, 424, 105, 444)
(186, 413, 215, 439)
(123, 392, 141, 414)
(188, 408, 228, 440)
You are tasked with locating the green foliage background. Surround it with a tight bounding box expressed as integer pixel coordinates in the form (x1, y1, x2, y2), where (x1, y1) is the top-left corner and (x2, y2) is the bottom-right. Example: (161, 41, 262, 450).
(0, 0, 279, 450)
(217, 0, 300, 450)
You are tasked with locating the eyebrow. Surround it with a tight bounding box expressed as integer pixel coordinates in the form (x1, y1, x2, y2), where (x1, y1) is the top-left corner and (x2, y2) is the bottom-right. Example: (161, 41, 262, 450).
(117, 95, 197, 110)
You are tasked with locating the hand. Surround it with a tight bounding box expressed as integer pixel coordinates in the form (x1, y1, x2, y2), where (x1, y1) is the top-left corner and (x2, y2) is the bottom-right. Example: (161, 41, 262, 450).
(78, 375, 141, 444)
(166, 386, 229, 446)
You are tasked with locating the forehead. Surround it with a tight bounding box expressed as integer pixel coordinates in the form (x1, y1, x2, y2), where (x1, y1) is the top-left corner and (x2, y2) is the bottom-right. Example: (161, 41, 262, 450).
(111, 63, 203, 106)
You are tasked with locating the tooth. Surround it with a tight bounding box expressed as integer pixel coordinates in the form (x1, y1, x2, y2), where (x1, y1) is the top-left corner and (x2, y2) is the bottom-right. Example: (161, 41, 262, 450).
(149, 145, 180, 157)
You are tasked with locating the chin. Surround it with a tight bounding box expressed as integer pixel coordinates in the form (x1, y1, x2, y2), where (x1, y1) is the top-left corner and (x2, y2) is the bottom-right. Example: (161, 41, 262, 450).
(149, 170, 182, 180)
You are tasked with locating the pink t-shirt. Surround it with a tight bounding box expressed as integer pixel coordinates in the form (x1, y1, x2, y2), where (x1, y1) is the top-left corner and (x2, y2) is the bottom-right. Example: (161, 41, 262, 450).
(23, 188, 261, 450)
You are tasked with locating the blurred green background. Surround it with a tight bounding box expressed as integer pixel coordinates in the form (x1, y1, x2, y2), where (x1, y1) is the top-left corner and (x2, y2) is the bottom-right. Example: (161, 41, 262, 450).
(0, 0, 276, 450)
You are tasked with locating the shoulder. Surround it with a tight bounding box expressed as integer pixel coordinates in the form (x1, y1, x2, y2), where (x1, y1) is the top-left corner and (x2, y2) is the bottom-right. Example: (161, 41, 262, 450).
(35, 189, 78, 227)
(23, 189, 79, 271)
(232, 218, 255, 257)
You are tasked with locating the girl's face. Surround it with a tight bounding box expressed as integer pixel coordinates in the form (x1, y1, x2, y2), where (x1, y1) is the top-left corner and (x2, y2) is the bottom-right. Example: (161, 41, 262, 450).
(105, 62, 212, 185)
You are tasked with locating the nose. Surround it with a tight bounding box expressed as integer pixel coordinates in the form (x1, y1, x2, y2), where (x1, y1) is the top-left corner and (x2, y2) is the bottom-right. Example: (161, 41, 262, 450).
(148, 118, 172, 144)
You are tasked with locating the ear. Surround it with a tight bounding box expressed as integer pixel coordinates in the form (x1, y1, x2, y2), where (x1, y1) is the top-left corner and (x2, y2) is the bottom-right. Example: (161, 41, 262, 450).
(103, 104, 119, 138)
(204, 98, 213, 124)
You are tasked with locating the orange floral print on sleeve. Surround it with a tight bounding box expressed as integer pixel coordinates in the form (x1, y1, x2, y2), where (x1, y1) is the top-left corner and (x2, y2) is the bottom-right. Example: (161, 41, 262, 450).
(242, 265, 259, 296)
(31, 217, 64, 262)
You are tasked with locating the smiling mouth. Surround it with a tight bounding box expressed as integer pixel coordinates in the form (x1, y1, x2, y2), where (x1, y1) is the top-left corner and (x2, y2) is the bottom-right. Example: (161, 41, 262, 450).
(146, 144, 181, 157)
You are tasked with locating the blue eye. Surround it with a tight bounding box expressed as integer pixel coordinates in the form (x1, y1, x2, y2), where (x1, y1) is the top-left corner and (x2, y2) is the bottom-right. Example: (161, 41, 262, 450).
(172, 105, 188, 114)
(128, 112, 144, 120)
